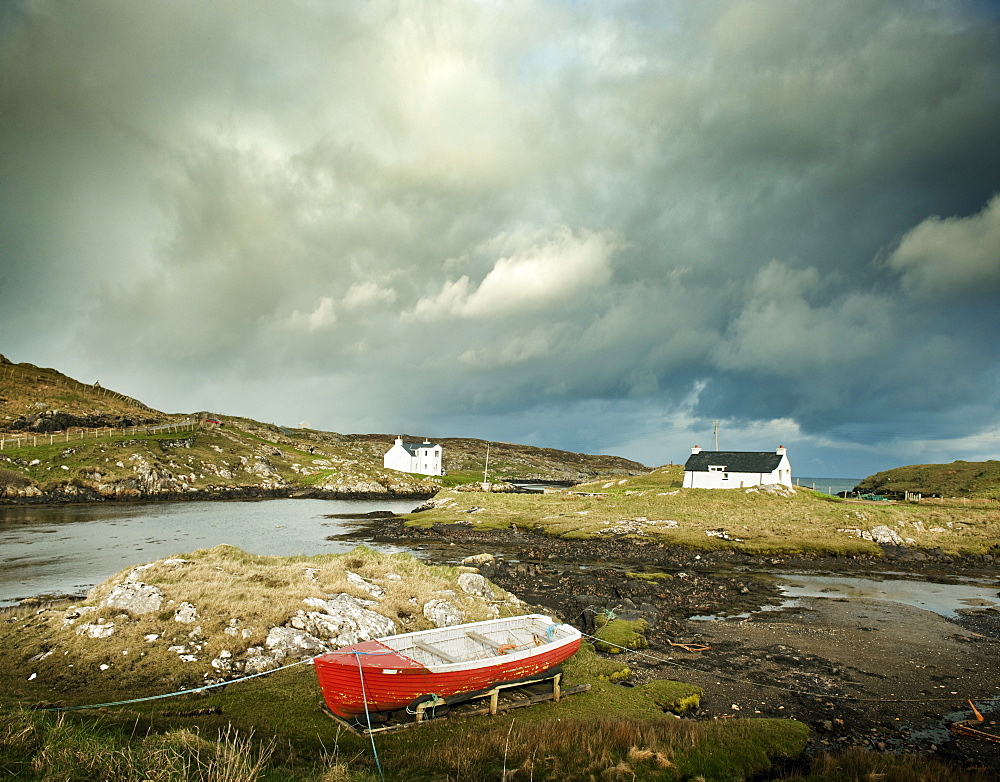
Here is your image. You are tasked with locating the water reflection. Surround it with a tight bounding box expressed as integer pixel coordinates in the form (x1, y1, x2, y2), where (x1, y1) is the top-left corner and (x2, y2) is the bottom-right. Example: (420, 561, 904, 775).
(774, 573, 1000, 618)
(0, 498, 422, 606)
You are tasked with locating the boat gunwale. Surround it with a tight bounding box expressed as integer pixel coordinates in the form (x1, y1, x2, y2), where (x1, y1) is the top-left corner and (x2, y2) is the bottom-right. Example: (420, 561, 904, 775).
(316, 614, 581, 674)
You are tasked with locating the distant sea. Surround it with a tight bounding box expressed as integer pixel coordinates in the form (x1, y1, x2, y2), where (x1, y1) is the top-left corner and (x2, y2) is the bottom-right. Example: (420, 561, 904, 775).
(794, 476, 862, 496)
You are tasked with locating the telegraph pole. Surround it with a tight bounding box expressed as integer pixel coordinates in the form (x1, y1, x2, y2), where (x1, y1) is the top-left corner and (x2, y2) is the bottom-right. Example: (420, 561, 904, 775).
(483, 442, 491, 491)
(713, 420, 719, 451)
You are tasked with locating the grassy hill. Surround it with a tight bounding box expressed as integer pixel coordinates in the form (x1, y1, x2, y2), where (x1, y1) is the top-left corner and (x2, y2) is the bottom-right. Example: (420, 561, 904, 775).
(855, 460, 1000, 500)
(0, 354, 647, 501)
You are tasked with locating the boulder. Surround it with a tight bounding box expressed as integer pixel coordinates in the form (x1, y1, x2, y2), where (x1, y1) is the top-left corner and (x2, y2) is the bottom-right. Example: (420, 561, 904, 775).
(265, 626, 329, 661)
(460, 553, 495, 568)
(243, 646, 280, 675)
(457, 572, 495, 600)
(864, 525, 905, 546)
(423, 598, 464, 628)
(173, 602, 198, 624)
(285, 593, 397, 651)
(346, 571, 385, 599)
(99, 581, 164, 615)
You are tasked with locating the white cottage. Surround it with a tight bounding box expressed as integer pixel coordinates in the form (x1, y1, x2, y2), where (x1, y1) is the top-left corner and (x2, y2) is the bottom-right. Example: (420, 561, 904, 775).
(383, 437, 443, 476)
(683, 445, 792, 489)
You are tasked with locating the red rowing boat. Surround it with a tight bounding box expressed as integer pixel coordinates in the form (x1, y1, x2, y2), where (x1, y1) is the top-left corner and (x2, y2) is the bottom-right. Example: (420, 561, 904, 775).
(314, 614, 581, 719)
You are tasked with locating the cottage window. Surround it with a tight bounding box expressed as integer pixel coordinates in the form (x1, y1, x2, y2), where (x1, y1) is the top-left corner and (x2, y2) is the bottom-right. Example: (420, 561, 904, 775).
(709, 465, 726, 472)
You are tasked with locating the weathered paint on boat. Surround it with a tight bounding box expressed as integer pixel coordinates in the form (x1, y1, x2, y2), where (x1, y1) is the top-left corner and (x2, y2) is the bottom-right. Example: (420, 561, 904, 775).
(314, 614, 581, 718)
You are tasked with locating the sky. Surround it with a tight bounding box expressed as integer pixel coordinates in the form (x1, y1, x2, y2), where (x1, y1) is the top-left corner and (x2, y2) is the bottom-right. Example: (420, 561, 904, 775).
(2, 1, 999, 478)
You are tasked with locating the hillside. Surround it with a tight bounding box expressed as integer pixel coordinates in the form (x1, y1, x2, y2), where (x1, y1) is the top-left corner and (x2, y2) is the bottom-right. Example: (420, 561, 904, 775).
(855, 460, 1000, 500)
(0, 354, 647, 502)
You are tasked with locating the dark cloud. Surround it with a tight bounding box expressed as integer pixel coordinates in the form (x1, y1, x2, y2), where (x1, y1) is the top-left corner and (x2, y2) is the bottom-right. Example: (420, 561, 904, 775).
(2, 1, 998, 476)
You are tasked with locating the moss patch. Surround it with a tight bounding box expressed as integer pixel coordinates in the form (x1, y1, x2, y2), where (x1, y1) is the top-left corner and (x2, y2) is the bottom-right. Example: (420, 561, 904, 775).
(593, 615, 649, 654)
(637, 679, 703, 714)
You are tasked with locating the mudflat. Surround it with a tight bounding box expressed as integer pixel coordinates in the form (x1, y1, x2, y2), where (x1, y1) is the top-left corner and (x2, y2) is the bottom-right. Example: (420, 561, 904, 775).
(665, 598, 1000, 762)
(350, 518, 1000, 774)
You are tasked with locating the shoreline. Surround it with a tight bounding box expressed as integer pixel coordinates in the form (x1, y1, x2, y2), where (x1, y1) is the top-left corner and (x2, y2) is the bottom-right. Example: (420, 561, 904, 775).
(338, 517, 1000, 773)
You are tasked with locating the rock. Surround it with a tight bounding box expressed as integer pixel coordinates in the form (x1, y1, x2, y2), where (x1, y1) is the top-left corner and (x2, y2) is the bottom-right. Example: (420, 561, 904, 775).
(98, 581, 164, 615)
(77, 621, 115, 638)
(242, 646, 279, 675)
(457, 572, 495, 600)
(174, 602, 198, 623)
(864, 525, 905, 546)
(265, 626, 329, 660)
(460, 553, 496, 568)
(286, 593, 397, 649)
(745, 484, 796, 497)
(423, 598, 464, 627)
(346, 571, 385, 599)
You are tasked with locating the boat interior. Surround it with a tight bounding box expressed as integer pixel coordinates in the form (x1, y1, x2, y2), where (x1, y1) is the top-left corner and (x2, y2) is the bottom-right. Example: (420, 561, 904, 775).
(382, 616, 575, 667)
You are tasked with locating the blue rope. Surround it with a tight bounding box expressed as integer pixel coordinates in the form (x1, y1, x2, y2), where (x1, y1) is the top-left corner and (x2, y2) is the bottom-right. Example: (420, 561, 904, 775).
(40, 656, 317, 711)
(354, 652, 385, 782)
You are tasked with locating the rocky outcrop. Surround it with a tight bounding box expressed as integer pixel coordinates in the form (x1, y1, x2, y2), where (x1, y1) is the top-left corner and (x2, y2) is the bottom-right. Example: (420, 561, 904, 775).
(8, 410, 160, 433)
(33, 548, 524, 690)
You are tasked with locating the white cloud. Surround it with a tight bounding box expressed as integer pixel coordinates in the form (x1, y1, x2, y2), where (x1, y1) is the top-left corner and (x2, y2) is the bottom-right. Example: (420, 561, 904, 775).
(887, 194, 1000, 297)
(287, 296, 336, 332)
(411, 227, 619, 321)
(341, 281, 397, 310)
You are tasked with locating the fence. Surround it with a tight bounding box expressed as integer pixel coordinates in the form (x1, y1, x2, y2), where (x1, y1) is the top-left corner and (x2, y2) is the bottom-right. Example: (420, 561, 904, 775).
(0, 420, 199, 451)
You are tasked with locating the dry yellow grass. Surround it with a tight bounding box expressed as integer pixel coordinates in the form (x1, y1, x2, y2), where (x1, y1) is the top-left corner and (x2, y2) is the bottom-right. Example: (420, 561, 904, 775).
(4, 545, 523, 703)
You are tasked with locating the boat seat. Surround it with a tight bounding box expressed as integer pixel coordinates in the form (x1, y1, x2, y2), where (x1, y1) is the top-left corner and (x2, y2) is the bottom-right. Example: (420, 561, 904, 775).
(412, 640, 461, 664)
(467, 630, 513, 654)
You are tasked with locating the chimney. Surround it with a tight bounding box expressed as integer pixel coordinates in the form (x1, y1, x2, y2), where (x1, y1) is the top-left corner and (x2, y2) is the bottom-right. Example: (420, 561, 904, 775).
(691, 445, 702, 454)
(776, 445, 786, 456)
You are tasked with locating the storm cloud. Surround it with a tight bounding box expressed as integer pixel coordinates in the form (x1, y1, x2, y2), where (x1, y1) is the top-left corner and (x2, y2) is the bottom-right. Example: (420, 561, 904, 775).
(2, 1, 998, 476)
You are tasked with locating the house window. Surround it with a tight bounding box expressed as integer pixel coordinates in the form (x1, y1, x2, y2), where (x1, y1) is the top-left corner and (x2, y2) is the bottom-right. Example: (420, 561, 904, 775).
(709, 465, 726, 472)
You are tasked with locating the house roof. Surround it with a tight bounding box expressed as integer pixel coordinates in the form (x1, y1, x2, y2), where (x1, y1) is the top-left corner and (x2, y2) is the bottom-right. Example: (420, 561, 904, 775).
(684, 451, 784, 473)
(398, 441, 440, 455)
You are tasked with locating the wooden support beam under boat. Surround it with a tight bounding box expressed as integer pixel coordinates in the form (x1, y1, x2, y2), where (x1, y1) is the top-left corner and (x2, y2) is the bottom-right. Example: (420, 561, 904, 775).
(319, 674, 591, 737)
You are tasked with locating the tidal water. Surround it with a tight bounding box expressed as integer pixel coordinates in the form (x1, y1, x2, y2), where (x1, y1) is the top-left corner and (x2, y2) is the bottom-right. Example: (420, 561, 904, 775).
(794, 476, 861, 495)
(0, 498, 423, 607)
(774, 572, 1000, 618)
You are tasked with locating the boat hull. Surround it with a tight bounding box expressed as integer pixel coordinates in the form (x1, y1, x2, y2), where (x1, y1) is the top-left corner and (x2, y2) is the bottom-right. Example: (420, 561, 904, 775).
(314, 615, 581, 719)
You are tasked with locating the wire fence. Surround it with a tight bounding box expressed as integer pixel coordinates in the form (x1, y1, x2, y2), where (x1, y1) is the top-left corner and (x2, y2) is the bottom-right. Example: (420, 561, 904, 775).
(0, 421, 203, 451)
(0, 362, 205, 450)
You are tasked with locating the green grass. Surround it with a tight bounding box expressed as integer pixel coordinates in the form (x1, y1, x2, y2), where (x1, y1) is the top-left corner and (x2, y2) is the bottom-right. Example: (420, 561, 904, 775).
(400, 468, 1000, 556)
(857, 460, 1000, 500)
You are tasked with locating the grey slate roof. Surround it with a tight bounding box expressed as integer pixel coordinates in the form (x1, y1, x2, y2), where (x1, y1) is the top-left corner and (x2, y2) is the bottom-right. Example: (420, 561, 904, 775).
(400, 441, 439, 456)
(684, 451, 783, 473)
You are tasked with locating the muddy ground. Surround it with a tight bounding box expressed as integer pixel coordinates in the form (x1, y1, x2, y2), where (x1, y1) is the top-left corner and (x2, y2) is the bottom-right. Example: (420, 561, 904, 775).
(340, 518, 1000, 775)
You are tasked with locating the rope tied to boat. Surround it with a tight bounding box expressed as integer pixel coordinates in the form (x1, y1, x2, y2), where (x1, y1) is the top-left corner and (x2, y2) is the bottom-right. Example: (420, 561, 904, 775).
(353, 651, 386, 782)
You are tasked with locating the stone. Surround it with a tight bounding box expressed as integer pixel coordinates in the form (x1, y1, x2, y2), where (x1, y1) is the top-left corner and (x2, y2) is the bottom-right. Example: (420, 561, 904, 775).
(864, 525, 905, 546)
(174, 602, 198, 623)
(291, 593, 396, 647)
(346, 571, 385, 599)
(99, 581, 164, 615)
(265, 626, 330, 660)
(457, 572, 495, 600)
(423, 598, 464, 628)
(77, 621, 115, 638)
(243, 647, 279, 675)
(460, 553, 495, 567)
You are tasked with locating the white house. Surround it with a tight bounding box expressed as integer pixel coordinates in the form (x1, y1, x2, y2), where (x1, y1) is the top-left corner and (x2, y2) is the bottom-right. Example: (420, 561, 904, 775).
(683, 445, 792, 489)
(383, 437, 444, 476)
